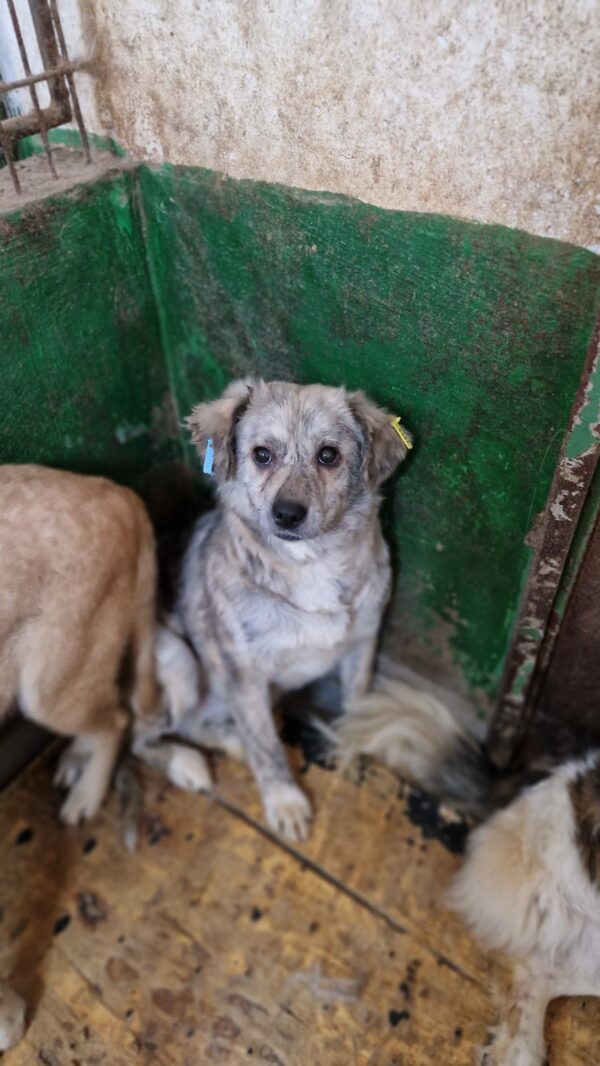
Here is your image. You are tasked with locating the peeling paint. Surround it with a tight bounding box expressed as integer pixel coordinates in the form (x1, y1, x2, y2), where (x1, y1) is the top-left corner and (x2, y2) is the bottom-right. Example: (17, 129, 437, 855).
(538, 560, 560, 576)
(528, 465, 600, 750)
(565, 340, 600, 460)
(490, 321, 600, 766)
(115, 422, 148, 445)
(561, 457, 585, 485)
(550, 491, 573, 522)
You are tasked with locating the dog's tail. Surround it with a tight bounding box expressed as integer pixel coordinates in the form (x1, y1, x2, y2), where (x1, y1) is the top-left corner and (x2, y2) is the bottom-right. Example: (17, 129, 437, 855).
(329, 662, 539, 818)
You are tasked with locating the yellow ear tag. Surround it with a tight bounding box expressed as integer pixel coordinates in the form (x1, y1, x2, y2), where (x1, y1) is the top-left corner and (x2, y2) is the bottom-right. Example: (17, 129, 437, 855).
(390, 416, 413, 450)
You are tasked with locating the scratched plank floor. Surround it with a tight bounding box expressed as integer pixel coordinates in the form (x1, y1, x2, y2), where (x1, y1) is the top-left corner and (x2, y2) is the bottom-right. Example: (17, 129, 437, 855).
(0, 743, 598, 1066)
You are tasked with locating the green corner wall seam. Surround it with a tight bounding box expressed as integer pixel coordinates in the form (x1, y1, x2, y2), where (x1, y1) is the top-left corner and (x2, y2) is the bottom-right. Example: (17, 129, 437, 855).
(130, 165, 189, 472)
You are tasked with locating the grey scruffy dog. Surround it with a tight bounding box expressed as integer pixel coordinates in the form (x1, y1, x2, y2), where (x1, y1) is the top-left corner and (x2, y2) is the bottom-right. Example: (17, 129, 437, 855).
(134, 379, 412, 841)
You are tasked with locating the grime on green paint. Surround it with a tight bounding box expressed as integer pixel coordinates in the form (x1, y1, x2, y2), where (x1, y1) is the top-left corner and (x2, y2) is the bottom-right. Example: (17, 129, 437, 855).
(2, 158, 600, 709)
(0, 169, 186, 528)
(565, 345, 600, 460)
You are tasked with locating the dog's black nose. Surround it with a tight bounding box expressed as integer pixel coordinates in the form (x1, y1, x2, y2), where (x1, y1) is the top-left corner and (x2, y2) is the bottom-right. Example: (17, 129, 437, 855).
(272, 498, 308, 530)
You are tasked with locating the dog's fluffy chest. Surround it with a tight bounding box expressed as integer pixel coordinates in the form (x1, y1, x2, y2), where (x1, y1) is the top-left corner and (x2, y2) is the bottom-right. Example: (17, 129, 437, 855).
(180, 510, 389, 693)
(238, 554, 385, 689)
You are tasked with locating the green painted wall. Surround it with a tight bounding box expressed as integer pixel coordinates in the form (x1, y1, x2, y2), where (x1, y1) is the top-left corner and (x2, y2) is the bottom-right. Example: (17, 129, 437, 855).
(138, 165, 600, 711)
(2, 160, 599, 712)
(0, 169, 185, 527)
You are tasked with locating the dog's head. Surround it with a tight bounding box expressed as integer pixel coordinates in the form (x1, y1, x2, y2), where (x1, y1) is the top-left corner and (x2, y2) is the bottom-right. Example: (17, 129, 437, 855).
(187, 379, 412, 544)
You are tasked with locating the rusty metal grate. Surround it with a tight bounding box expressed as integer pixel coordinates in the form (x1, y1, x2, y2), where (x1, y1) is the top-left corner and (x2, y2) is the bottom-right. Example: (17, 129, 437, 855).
(0, 0, 90, 194)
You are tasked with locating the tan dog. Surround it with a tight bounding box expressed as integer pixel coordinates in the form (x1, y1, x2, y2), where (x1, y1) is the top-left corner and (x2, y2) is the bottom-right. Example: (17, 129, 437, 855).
(0, 465, 158, 824)
(0, 979, 25, 1052)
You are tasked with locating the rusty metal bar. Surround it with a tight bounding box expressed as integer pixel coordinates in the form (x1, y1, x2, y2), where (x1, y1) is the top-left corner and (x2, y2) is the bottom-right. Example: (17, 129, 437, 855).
(0, 0, 93, 192)
(0, 123, 21, 193)
(0, 59, 82, 94)
(47, 0, 91, 163)
(6, 0, 57, 179)
(28, 0, 70, 117)
(0, 103, 68, 140)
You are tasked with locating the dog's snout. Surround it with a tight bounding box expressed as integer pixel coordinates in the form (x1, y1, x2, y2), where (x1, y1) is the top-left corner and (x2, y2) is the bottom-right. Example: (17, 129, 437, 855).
(272, 497, 308, 531)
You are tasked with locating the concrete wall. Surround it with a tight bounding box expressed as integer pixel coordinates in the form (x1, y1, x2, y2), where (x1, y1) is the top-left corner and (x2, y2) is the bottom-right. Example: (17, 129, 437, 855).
(82, 0, 599, 249)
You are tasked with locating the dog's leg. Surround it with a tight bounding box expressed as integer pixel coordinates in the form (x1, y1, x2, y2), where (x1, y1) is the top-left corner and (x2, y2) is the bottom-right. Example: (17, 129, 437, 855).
(59, 720, 126, 825)
(54, 734, 94, 790)
(224, 675, 312, 842)
(178, 695, 245, 761)
(0, 980, 26, 1051)
(131, 723, 212, 794)
(135, 624, 237, 781)
(479, 968, 552, 1066)
(155, 623, 202, 724)
(27, 676, 126, 824)
(132, 623, 212, 791)
(339, 636, 378, 710)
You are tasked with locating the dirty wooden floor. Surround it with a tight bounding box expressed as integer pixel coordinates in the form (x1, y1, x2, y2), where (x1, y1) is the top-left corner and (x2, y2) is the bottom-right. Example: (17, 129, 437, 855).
(1, 742, 599, 1066)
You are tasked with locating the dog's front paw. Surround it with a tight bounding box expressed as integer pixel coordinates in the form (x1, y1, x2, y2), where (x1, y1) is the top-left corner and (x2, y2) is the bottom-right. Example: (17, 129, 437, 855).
(59, 779, 103, 825)
(263, 782, 312, 842)
(0, 982, 26, 1051)
(54, 740, 88, 789)
(167, 746, 212, 793)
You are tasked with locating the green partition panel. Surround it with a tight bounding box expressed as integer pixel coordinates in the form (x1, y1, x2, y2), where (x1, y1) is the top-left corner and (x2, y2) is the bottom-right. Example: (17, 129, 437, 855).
(0, 169, 185, 527)
(138, 164, 600, 712)
(2, 161, 599, 713)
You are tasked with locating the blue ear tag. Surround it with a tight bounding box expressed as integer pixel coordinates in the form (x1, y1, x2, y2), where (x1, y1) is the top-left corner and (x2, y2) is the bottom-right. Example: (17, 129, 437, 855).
(203, 437, 215, 476)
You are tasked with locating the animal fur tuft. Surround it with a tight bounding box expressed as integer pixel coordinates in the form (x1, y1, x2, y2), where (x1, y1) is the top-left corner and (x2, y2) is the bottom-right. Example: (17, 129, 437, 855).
(114, 756, 143, 853)
(330, 660, 544, 818)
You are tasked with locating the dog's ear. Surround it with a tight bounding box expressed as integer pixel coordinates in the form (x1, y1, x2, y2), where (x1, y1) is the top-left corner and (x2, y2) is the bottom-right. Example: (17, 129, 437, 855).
(187, 378, 258, 480)
(349, 390, 413, 488)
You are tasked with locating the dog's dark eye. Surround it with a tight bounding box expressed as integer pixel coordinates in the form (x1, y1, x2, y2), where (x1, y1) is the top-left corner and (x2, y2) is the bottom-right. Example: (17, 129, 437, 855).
(317, 446, 339, 467)
(253, 446, 273, 466)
